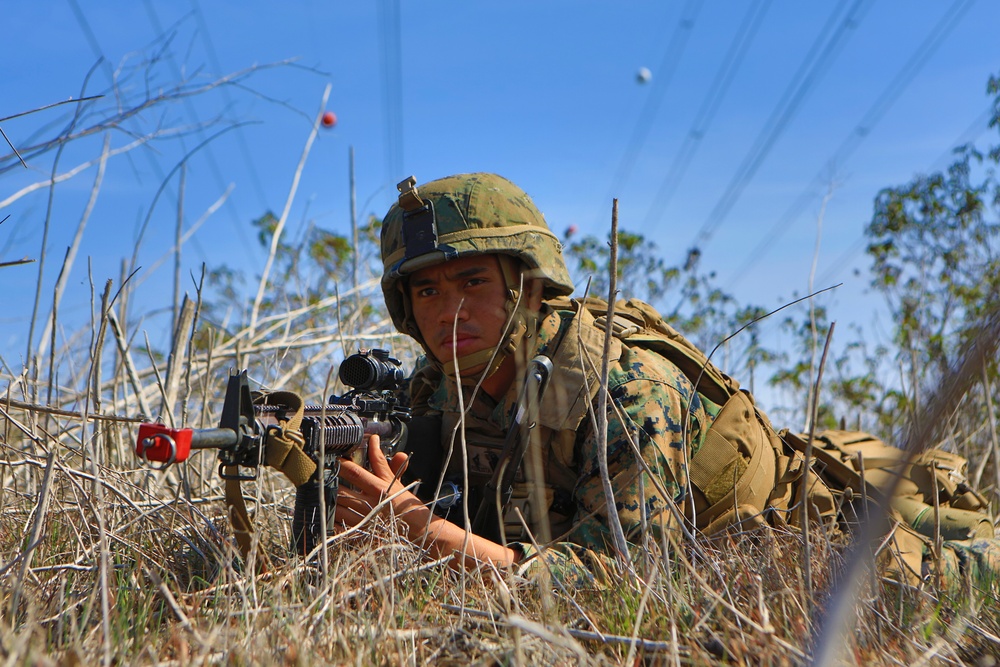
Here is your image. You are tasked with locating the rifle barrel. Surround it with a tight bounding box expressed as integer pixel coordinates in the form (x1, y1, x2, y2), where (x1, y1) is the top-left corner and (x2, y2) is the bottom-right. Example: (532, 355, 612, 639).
(189, 427, 240, 450)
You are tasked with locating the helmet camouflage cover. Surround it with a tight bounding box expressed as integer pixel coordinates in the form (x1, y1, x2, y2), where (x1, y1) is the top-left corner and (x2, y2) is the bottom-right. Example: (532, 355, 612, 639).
(380, 173, 574, 341)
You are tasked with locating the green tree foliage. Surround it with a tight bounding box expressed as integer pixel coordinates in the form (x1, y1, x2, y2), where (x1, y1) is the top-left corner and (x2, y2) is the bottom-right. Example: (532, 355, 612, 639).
(200, 211, 392, 392)
(565, 229, 679, 303)
(865, 73, 1000, 480)
(767, 307, 897, 433)
(868, 145, 1000, 379)
(563, 230, 778, 390)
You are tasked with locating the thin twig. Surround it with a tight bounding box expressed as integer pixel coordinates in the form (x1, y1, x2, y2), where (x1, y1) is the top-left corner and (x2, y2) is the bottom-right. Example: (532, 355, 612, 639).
(37, 132, 111, 361)
(0, 94, 105, 123)
(0, 125, 27, 168)
(596, 199, 631, 565)
(800, 321, 836, 616)
(812, 300, 1000, 666)
(9, 450, 57, 614)
(249, 83, 332, 335)
(0, 396, 148, 423)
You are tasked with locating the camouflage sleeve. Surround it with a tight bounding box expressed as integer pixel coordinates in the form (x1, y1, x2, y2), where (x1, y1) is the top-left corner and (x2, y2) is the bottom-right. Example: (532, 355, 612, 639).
(566, 346, 712, 552)
(511, 541, 618, 588)
(940, 538, 1000, 589)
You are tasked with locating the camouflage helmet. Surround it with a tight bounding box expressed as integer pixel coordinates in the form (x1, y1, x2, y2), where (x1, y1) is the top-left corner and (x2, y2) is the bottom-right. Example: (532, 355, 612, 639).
(380, 173, 574, 338)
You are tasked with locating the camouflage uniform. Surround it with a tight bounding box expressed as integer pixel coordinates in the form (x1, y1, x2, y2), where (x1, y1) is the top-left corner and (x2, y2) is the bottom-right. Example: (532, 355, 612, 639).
(407, 297, 724, 557)
(379, 172, 1000, 588)
(379, 172, 733, 578)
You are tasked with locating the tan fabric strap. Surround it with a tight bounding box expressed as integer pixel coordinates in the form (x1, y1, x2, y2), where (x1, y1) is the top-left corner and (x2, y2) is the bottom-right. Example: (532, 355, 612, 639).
(225, 390, 316, 562)
(225, 471, 255, 561)
(689, 391, 777, 530)
(260, 391, 317, 486)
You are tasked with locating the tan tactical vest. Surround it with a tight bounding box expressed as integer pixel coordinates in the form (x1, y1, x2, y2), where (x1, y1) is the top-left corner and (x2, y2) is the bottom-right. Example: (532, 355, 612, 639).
(426, 296, 995, 580)
(433, 296, 788, 543)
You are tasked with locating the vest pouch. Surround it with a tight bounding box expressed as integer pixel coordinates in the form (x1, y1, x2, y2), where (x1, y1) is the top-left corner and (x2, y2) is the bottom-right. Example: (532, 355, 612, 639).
(501, 483, 557, 543)
(909, 449, 969, 503)
(880, 515, 927, 586)
(689, 391, 777, 532)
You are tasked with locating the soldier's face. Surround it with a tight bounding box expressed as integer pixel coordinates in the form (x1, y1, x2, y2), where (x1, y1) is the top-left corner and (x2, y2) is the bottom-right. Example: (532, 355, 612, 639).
(408, 255, 510, 365)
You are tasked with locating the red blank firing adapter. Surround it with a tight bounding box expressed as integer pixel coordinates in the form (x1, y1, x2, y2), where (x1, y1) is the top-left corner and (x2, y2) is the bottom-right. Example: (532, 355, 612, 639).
(136, 423, 193, 466)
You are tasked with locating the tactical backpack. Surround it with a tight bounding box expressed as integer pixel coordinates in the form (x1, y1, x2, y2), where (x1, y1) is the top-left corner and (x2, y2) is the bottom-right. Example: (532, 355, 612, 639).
(780, 430, 994, 584)
(552, 295, 785, 533)
(560, 296, 996, 578)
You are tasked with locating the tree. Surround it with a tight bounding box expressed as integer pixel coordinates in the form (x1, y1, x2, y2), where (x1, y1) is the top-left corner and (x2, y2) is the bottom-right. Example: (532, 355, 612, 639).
(564, 228, 679, 304)
(201, 212, 393, 394)
(563, 229, 777, 388)
(865, 73, 1000, 488)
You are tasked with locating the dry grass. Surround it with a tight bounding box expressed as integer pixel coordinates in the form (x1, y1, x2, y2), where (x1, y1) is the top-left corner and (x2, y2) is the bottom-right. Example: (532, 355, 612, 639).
(3, 368, 1000, 665)
(1, 226, 998, 666)
(3, 52, 1000, 666)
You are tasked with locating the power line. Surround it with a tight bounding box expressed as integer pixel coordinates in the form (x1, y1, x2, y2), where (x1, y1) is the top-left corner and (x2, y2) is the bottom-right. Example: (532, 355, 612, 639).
(142, 1, 259, 259)
(190, 0, 269, 213)
(598, 0, 704, 218)
(66, 1, 260, 267)
(928, 104, 994, 173)
(728, 0, 975, 289)
(640, 0, 772, 228)
(377, 0, 404, 185)
(814, 101, 995, 291)
(686, 0, 873, 253)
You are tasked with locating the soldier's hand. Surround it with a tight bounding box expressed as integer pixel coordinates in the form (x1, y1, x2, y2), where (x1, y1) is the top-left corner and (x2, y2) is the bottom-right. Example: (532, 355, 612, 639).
(335, 435, 419, 529)
(336, 436, 520, 570)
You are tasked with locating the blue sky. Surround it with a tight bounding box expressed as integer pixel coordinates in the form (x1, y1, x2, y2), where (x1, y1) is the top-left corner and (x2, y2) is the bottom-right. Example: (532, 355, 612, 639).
(2, 1, 998, 375)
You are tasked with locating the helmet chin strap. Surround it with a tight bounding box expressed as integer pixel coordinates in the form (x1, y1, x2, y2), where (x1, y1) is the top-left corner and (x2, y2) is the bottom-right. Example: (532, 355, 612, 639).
(440, 255, 537, 383)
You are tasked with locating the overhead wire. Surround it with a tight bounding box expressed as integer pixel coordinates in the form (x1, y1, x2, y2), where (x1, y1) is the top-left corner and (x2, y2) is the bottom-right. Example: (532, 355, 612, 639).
(813, 101, 996, 291)
(596, 0, 704, 223)
(377, 0, 405, 186)
(686, 0, 874, 254)
(142, 1, 259, 259)
(190, 0, 270, 213)
(62, 0, 256, 267)
(640, 0, 773, 229)
(727, 0, 976, 289)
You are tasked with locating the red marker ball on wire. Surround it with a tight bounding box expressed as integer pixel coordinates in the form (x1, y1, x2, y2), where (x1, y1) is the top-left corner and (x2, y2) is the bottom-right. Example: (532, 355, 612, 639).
(321, 111, 337, 128)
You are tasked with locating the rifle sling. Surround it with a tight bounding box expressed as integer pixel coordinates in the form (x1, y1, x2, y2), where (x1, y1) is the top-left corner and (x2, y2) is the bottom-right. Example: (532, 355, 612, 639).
(225, 470, 255, 561)
(224, 390, 316, 564)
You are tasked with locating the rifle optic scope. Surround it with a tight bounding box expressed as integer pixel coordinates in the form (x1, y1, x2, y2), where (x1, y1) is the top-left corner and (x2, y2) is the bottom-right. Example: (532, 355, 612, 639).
(339, 348, 403, 392)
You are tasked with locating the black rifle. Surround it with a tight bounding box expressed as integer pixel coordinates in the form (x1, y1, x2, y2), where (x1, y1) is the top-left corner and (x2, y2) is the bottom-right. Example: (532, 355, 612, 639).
(135, 349, 411, 555)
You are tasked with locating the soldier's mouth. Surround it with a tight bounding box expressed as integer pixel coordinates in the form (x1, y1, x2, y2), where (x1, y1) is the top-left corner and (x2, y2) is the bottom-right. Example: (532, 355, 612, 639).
(440, 335, 477, 351)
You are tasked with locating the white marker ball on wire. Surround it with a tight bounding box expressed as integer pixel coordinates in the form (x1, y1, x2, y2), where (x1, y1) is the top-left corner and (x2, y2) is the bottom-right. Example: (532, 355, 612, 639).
(637, 67, 652, 84)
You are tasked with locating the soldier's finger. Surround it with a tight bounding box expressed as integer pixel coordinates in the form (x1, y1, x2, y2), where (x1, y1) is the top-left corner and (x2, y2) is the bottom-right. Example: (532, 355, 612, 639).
(365, 435, 392, 477)
(336, 489, 373, 517)
(338, 458, 380, 490)
(334, 503, 365, 527)
(388, 452, 409, 476)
